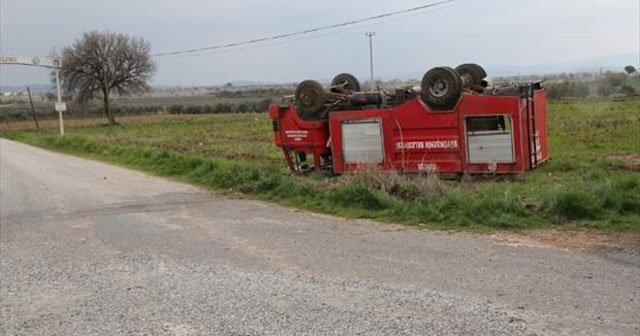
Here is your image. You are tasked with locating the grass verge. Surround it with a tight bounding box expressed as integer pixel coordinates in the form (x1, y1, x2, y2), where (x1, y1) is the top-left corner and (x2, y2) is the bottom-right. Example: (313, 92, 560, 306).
(3, 98, 640, 232)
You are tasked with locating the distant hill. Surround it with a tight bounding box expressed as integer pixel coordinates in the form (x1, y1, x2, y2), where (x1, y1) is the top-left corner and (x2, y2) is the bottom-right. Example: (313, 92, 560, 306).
(226, 80, 276, 87)
(0, 84, 53, 94)
(4, 54, 638, 90)
(488, 54, 640, 76)
(391, 54, 640, 81)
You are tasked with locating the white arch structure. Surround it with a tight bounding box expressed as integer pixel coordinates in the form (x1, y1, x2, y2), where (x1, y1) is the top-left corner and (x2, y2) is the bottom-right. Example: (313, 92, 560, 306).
(1, 55, 65, 135)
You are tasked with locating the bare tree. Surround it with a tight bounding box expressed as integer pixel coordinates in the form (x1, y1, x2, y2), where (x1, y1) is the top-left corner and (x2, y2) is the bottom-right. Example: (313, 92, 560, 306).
(59, 31, 156, 126)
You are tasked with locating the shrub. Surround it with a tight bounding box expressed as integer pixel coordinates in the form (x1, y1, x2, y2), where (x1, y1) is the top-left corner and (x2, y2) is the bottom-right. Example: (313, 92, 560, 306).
(340, 165, 442, 200)
(331, 183, 395, 210)
(546, 81, 590, 100)
(168, 104, 184, 114)
(620, 85, 636, 96)
(547, 189, 601, 220)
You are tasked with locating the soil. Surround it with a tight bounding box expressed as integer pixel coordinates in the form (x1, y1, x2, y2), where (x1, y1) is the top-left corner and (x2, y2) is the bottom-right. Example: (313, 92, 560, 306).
(604, 154, 640, 172)
(495, 228, 640, 258)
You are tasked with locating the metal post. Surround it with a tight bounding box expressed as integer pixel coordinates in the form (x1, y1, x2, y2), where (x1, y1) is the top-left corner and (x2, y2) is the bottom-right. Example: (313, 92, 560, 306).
(26, 86, 39, 130)
(55, 69, 64, 136)
(365, 31, 376, 91)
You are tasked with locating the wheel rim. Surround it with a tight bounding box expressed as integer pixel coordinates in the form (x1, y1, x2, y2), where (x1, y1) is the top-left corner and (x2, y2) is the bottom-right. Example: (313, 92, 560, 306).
(335, 80, 348, 89)
(430, 79, 448, 97)
(295, 80, 326, 119)
(331, 73, 361, 92)
(300, 93, 312, 106)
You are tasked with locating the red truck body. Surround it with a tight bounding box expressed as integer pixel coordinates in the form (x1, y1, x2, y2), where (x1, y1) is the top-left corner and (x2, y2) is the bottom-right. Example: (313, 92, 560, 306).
(269, 88, 549, 174)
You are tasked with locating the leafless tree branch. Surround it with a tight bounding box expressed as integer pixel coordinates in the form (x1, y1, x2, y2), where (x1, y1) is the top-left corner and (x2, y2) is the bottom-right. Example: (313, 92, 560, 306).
(58, 31, 156, 126)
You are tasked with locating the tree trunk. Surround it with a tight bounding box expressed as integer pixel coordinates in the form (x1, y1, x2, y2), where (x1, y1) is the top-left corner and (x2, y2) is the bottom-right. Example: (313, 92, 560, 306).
(102, 71, 116, 126)
(102, 88, 116, 126)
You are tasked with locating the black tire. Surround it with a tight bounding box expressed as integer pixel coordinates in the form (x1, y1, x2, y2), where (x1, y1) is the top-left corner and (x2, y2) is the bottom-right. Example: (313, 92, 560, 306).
(420, 67, 463, 110)
(331, 73, 361, 92)
(455, 63, 487, 86)
(295, 80, 326, 120)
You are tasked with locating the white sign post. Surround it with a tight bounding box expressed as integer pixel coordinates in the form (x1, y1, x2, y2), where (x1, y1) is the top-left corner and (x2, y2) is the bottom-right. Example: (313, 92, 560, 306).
(54, 69, 65, 136)
(1, 55, 65, 136)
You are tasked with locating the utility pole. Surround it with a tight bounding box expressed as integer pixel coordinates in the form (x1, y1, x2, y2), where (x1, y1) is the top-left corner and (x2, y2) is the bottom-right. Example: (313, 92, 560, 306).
(54, 68, 64, 136)
(365, 31, 375, 91)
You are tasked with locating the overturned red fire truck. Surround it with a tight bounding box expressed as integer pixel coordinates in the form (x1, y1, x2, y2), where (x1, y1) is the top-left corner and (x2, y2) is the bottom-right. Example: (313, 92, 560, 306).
(269, 64, 548, 174)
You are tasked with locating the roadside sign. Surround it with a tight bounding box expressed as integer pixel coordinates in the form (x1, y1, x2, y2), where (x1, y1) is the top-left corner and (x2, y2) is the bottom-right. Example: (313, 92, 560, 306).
(2, 54, 66, 136)
(0, 55, 61, 68)
(55, 102, 67, 112)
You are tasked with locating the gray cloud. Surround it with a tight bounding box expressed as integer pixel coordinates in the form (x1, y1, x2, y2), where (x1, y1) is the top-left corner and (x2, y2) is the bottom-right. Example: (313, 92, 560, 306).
(1, 0, 638, 86)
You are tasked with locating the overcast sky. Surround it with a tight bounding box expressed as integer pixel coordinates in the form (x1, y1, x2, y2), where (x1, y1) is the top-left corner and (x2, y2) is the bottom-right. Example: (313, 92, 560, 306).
(1, 0, 638, 86)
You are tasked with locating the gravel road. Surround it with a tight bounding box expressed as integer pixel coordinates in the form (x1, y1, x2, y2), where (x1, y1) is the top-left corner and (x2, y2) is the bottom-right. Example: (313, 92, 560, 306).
(1, 138, 638, 335)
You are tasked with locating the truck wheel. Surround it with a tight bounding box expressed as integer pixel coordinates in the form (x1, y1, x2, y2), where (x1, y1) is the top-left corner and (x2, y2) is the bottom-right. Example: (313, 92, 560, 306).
(331, 73, 361, 92)
(420, 67, 463, 110)
(295, 80, 326, 120)
(455, 63, 486, 86)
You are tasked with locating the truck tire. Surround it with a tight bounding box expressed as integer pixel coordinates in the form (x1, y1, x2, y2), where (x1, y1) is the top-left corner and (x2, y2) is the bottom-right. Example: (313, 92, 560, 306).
(420, 67, 463, 110)
(295, 80, 326, 120)
(455, 63, 486, 86)
(331, 73, 361, 92)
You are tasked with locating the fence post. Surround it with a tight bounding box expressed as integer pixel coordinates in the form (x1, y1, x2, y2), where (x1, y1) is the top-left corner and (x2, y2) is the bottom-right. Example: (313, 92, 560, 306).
(26, 86, 40, 130)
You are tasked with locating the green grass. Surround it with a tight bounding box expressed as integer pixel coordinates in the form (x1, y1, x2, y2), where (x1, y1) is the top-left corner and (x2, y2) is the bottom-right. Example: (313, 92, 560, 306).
(3, 98, 640, 231)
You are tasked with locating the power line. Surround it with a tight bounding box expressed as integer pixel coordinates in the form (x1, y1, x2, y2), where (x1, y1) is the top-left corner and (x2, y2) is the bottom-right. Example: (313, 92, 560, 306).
(155, 3, 457, 60)
(152, 0, 459, 57)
